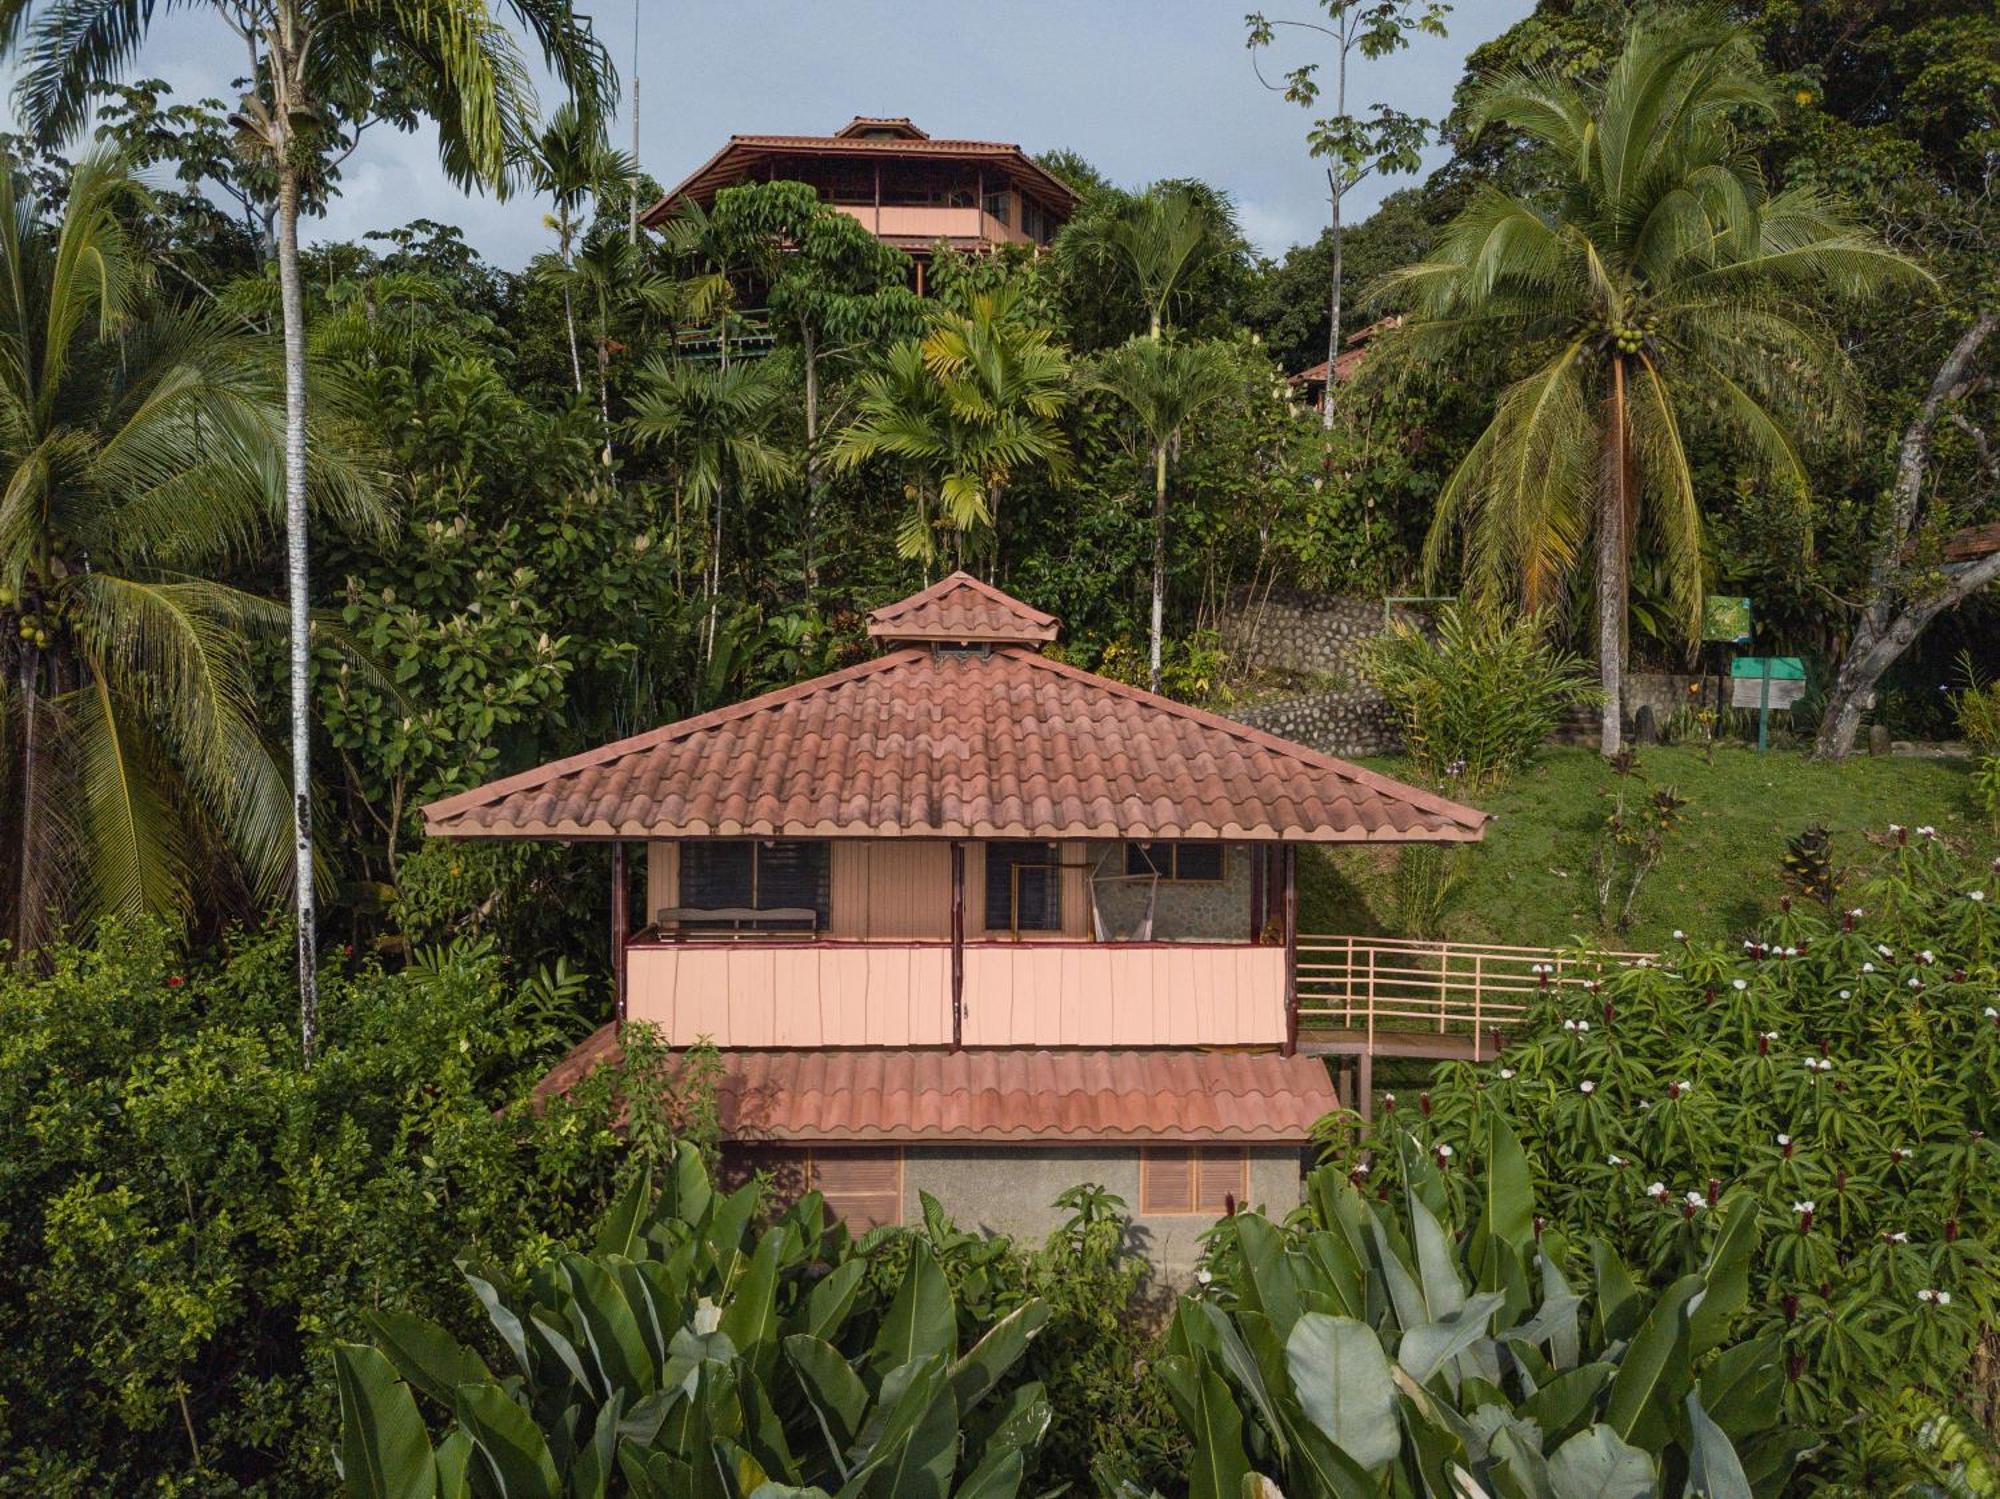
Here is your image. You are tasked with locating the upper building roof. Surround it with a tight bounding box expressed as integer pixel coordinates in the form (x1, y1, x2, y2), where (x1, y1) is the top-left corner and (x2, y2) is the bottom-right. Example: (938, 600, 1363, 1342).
(866, 570, 1059, 644)
(536, 1032, 1343, 1144)
(643, 116, 1080, 226)
(420, 578, 1485, 845)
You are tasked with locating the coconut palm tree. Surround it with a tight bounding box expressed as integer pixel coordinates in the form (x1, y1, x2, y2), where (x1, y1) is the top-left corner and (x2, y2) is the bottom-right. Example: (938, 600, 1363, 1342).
(0, 0, 613, 1050)
(530, 101, 633, 397)
(0, 155, 378, 955)
(628, 358, 797, 663)
(1379, 12, 1918, 754)
(1089, 338, 1242, 692)
(835, 288, 1071, 565)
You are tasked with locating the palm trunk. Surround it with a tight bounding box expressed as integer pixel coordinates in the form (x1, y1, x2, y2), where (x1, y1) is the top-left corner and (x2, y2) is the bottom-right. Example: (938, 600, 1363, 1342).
(803, 331, 820, 596)
(1598, 357, 1630, 757)
(1320, 166, 1342, 431)
(1150, 440, 1169, 695)
(275, 159, 318, 1058)
(563, 286, 583, 395)
(704, 328, 731, 665)
(12, 644, 38, 958)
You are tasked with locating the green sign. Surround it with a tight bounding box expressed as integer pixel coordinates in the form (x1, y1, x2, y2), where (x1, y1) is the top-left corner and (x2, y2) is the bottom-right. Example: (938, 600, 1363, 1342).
(1729, 656, 1806, 682)
(1730, 656, 1808, 749)
(1703, 595, 1752, 644)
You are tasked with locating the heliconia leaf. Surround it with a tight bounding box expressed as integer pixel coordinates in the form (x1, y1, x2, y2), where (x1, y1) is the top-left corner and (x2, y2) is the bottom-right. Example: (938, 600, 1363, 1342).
(434, 1431, 472, 1499)
(1284, 1313, 1400, 1473)
(1688, 1193, 1756, 1358)
(333, 1343, 437, 1499)
(1587, 1241, 1644, 1344)
(1683, 1391, 1752, 1499)
(952, 1444, 1025, 1499)
(1471, 1114, 1536, 1288)
(569, 1391, 625, 1499)
(1545, 1424, 1654, 1499)
(1184, 1355, 1255, 1499)
(1518, 1362, 1614, 1445)
(592, 1171, 652, 1260)
(797, 1258, 868, 1344)
(365, 1310, 492, 1409)
(1696, 1335, 1785, 1442)
(459, 1263, 532, 1382)
(669, 1141, 715, 1228)
(786, 1334, 869, 1455)
(1397, 1291, 1508, 1384)
(1409, 1194, 1468, 1322)
(453, 1382, 560, 1499)
(719, 1226, 787, 1369)
(1231, 1213, 1304, 1337)
(1193, 1300, 1289, 1461)
(1489, 1424, 1556, 1499)
(562, 1252, 657, 1395)
(871, 1239, 955, 1376)
(1602, 1276, 1699, 1453)
(948, 1299, 1050, 1415)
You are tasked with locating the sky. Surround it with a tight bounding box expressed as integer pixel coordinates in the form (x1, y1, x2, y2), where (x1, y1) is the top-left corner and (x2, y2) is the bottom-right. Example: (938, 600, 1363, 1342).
(2, 0, 1534, 268)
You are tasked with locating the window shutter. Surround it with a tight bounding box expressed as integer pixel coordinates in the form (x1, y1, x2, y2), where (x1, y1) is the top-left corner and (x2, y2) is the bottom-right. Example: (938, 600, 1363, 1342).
(1140, 1148, 1194, 1215)
(811, 1148, 904, 1230)
(1195, 1148, 1249, 1214)
(681, 842, 753, 909)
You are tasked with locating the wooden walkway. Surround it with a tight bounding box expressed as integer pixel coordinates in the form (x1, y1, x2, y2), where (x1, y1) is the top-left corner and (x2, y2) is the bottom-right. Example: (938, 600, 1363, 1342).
(1292, 935, 1651, 1118)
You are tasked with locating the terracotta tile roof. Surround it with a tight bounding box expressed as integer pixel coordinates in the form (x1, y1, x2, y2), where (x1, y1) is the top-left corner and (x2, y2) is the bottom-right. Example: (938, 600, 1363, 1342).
(420, 584, 1485, 843)
(866, 571, 1059, 644)
(537, 1030, 1339, 1143)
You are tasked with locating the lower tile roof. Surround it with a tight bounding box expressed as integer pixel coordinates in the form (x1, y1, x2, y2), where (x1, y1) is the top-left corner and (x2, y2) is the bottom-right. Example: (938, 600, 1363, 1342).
(536, 1028, 1340, 1144)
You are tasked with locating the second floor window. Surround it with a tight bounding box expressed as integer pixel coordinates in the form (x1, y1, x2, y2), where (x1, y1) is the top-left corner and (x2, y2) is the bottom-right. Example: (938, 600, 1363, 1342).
(1125, 842, 1226, 883)
(985, 841, 1059, 932)
(680, 840, 830, 929)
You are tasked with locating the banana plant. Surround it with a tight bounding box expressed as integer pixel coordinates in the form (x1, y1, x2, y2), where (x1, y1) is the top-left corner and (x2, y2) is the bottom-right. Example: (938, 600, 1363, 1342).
(1148, 1117, 1808, 1498)
(334, 1143, 1052, 1498)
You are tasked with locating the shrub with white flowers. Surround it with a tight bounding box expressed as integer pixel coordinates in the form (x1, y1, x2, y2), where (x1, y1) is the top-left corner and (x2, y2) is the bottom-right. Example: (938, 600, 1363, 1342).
(1319, 834, 2000, 1490)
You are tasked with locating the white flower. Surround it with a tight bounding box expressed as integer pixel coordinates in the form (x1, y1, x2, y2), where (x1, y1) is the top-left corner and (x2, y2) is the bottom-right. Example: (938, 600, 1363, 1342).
(1760, 1030, 1780, 1042)
(1677, 1080, 1692, 1093)
(1776, 1133, 1792, 1146)
(1917, 1288, 1951, 1306)
(1195, 1268, 1213, 1285)
(1792, 1200, 1816, 1215)
(1862, 963, 1875, 974)
(1909, 977, 1924, 989)
(1985, 1007, 1998, 1019)
(1608, 1154, 1628, 1167)
(1917, 825, 1937, 838)
(1919, 950, 1935, 964)
(1352, 1161, 1372, 1175)
(1577, 1019, 1591, 1032)
(1684, 1191, 1706, 1209)
(1579, 1080, 1596, 1095)
(1673, 929, 1686, 941)
(1889, 823, 1904, 836)
(1878, 944, 1895, 958)
(1814, 1057, 1835, 1073)
(1732, 979, 1749, 991)
(1436, 1143, 1455, 1158)
(1646, 1181, 1669, 1199)
(1889, 1231, 1910, 1244)
(1784, 946, 1800, 957)
(1840, 989, 1853, 999)
(1498, 1067, 1516, 1080)
(1563, 1018, 1580, 1032)
(1970, 891, 1987, 903)
(1848, 908, 1864, 919)
(1939, 1291, 1952, 1305)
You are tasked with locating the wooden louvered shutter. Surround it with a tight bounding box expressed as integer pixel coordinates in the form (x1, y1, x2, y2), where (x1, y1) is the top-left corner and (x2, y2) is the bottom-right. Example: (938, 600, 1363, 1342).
(811, 1148, 904, 1230)
(1140, 1148, 1195, 1214)
(1194, 1148, 1249, 1215)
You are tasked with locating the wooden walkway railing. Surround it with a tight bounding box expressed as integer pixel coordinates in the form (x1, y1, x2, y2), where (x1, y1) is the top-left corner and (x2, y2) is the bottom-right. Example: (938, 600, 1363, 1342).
(1293, 935, 1652, 1062)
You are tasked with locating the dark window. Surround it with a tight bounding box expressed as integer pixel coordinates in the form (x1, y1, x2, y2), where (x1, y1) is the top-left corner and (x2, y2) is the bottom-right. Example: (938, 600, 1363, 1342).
(985, 842, 1059, 932)
(981, 190, 1011, 227)
(680, 841, 828, 928)
(1125, 842, 1226, 883)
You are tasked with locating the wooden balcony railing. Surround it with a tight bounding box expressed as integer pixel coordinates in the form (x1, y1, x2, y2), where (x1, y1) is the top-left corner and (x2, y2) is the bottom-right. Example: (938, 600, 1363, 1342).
(1294, 935, 1652, 1060)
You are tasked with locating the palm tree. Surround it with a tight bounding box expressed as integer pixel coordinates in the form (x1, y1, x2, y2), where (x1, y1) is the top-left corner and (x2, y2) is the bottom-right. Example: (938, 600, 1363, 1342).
(628, 358, 797, 663)
(834, 288, 1071, 565)
(1380, 13, 1917, 754)
(0, 155, 378, 954)
(1089, 338, 1241, 692)
(0, 0, 614, 1051)
(530, 101, 632, 397)
(1056, 185, 1225, 339)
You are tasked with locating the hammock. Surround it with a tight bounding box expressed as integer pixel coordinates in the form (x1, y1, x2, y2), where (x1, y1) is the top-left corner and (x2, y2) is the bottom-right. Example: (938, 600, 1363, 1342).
(1090, 845, 1159, 941)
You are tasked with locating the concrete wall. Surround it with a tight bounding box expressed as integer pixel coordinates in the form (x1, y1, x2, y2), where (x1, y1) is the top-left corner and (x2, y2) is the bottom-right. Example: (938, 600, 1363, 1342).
(902, 1144, 1305, 1282)
(1217, 594, 1420, 758)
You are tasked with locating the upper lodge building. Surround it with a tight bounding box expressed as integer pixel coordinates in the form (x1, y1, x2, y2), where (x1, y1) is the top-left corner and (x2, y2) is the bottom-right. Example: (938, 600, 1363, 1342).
(421, 574, 1486, 1274)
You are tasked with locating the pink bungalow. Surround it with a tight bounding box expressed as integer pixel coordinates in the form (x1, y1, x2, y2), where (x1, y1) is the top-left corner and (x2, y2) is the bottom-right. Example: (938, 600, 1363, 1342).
(421, 574, 1484, 1272)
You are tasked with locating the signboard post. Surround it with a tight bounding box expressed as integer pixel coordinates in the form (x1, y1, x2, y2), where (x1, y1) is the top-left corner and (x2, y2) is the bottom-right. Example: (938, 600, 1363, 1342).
(1730, 657, 1806, 751)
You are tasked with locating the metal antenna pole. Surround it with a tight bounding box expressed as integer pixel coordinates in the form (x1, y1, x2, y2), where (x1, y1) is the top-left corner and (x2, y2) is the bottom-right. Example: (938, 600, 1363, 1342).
(627, 0, 641, 245)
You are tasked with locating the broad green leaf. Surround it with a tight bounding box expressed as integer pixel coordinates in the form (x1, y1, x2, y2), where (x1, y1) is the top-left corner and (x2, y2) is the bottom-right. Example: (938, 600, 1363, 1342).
(786, 1334, 869, 1453)
(460, 1263, 532, 1382)
(871, 1239, 954, 1375)
(1185, 1355, 1254, 1499)
(953, 1445, 1025, 1499)
(435, 1431, 472, 1499)
(454, 1381, 562, 1499)
(569, 1392, 626, 1499)
(1519, 1362, 1614, 1445)
(841, 1357, 953, 1499)
(1683, 1391, 1752, 1499)
(1697, 1336, 1784, 1443)
(1232, 1213, 1304, 1336)
(1489, 1424, 1555, 1499)
(1688, 1193, 1756, 1358)
(798, 1259, 868, 1343)
(333, 1343, 437, 1499)
(1397, 1291, 1508, 1383)
(562, 1253, 656, 1394)
(365, 1310, 492, 1409)
(948, 1299, 1051, 1415)
(1194, 1300, 1289, 1461)
(670, 1141, 715, 1227)
(1587, 1241, 1644, 1345)
(1410, 1195, 1468, 1321)
(1284, 1313, 1400, 1472)
(719, 1226, 787, 1370)
(1545, 1424, 1653, 1499)
(1602, 1275, 1699, 1452)
(592, 1171, 652, 1259)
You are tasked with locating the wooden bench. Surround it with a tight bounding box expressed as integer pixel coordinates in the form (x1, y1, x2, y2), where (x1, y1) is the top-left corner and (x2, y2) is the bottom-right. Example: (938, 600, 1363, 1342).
(644, 906, 820, 940)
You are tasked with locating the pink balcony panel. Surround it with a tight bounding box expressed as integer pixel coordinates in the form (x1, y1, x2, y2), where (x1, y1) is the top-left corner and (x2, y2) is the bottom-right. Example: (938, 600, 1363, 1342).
(626, 942, 952, 1047)
(960, 943, 1286, 1046)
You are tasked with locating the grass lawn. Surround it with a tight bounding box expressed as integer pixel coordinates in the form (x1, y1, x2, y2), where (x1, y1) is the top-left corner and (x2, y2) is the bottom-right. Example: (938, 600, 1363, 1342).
(1300, 744, 1995, 951)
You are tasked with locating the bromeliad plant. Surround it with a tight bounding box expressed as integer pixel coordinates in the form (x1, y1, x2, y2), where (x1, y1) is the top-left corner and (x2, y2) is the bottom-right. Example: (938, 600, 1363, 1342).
(335, 1143, 1053, 1498)
(1147, 1117, 1803, 1498)
(1331, 831, 2000, 1489)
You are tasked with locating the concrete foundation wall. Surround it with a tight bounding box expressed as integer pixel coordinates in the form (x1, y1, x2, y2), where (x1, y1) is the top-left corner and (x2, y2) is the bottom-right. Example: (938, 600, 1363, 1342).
(901, 1144, 1304, 1281)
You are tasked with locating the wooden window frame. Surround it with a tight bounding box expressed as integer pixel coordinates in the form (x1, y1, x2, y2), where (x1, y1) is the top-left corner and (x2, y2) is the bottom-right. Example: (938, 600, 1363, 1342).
(1125, 841, 1228, 885)
(1140, 1145, 1248, 1216)
(806, 1146, 905, 1230)
(984, 841, 1061, 934)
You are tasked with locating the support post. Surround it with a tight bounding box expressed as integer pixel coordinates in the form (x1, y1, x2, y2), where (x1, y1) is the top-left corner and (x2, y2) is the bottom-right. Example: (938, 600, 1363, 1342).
(611, 841, 629, 1030)
(1282, 844, 1298, 1057)
(950, 842, 966, 1049)
(1248, 840, 1266, 940)
(1357, 1049, 1373, 1124)
(873, 159, 881, 235)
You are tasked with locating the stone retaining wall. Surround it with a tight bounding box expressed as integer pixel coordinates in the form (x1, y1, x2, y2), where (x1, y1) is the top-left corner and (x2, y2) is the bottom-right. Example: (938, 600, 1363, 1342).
(1230, 691, 1403, 758)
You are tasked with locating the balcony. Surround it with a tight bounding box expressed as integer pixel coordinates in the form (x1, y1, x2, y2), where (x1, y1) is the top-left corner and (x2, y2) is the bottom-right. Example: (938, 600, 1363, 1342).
(623, 938, 1286, 1049)
(828, 202, 1031, 246)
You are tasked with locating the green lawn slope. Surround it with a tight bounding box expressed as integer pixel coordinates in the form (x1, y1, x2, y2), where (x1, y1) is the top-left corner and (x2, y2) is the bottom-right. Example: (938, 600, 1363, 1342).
(1302, 745, 1994, 951)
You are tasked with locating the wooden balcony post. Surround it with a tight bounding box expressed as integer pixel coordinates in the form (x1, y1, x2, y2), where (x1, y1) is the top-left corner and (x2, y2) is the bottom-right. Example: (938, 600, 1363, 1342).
(1282, 844, 1298, 1056)
(950, 842, 966, 1049)
(611, 841, 629, 1030)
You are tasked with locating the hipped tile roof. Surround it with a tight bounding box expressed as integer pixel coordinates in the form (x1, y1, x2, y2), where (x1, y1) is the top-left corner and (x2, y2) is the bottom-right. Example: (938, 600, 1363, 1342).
(536, 1030, 1340, 1143)
(420, 586, 1486, 843)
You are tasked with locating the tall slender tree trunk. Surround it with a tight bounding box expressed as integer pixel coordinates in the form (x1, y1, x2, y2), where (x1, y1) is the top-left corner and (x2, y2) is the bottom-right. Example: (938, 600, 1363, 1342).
(704, 330, 731, 664)
(12, 645, 38, 957)
(1149, 440, 1169, 695)
(803, 332, 820, 595)
(1320, 166, 1342, 431)
(1598, 357, 1630, 757)
(563, 285, 584, 394)
(275, 158, 318, 1058)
